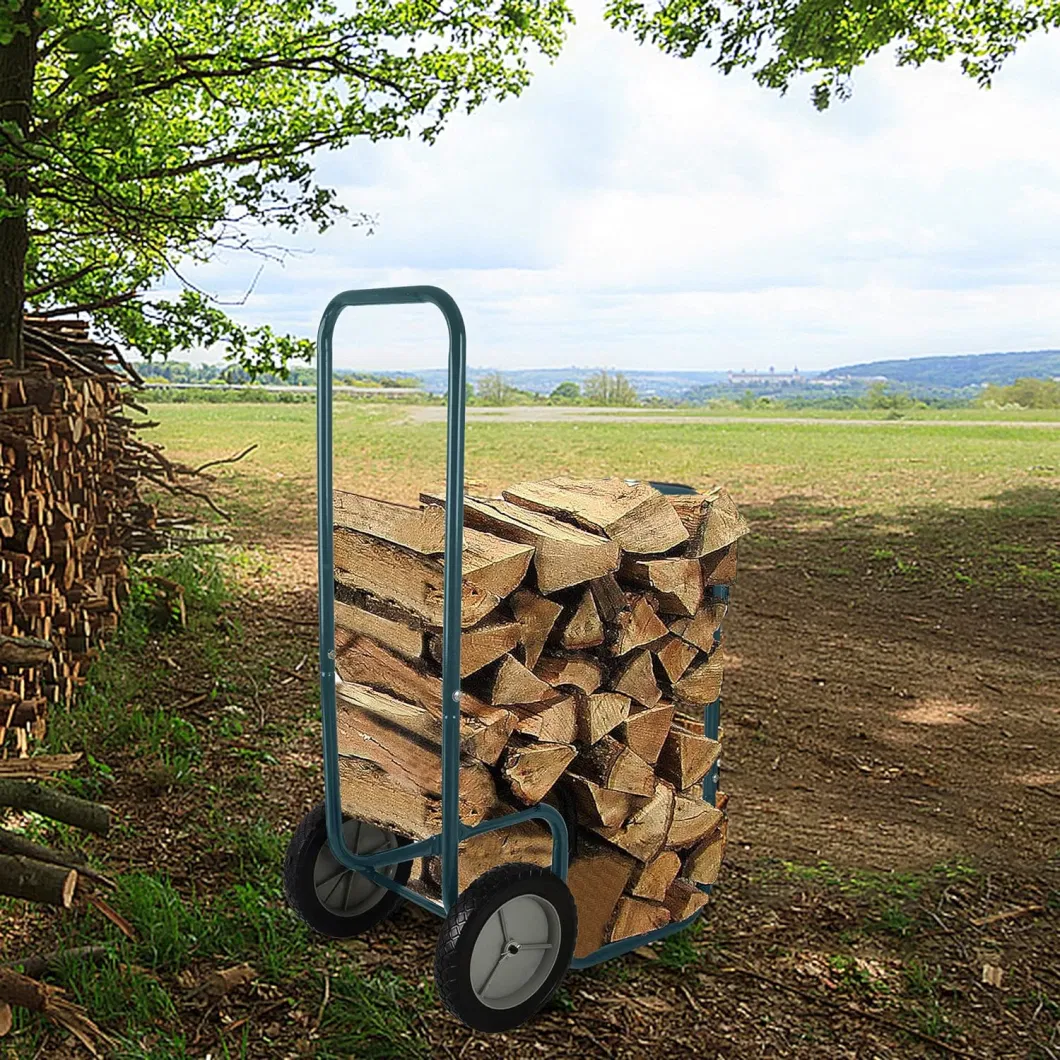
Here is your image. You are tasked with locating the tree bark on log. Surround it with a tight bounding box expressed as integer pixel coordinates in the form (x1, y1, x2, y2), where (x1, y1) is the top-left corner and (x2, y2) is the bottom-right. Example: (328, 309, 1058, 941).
(0, 852, 77, 907)
(0, 634, 52, 667)
(0, 780, 111, 834)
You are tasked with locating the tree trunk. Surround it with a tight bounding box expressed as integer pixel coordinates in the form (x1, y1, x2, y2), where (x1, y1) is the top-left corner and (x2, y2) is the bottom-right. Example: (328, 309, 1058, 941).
(0, 1, 35, 368)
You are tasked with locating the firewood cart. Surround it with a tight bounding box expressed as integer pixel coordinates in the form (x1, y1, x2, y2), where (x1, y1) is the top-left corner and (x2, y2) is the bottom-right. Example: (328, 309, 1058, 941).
(283, 286, 726, 1032)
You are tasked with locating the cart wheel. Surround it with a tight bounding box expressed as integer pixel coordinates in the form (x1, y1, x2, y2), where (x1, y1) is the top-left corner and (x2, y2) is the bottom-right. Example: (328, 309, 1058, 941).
(435, 863, 576, 1032)
(283, 803, 411, 938)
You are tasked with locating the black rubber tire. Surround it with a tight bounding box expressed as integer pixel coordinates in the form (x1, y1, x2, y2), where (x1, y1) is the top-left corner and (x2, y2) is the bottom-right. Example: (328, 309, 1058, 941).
(283, 803, 412, 938)
(435, 862, 577, 1032)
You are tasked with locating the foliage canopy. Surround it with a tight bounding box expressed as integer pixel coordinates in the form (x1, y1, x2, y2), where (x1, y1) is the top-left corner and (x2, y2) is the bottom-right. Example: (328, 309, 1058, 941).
(0, 0, 571, 370)
(605, 0, 1060, 108)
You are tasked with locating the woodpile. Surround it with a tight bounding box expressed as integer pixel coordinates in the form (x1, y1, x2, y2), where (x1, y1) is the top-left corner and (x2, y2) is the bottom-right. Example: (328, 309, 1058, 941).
(0, 318, 188, 750)
(332, 478, 747, 956)
(0, 753, 113, 908)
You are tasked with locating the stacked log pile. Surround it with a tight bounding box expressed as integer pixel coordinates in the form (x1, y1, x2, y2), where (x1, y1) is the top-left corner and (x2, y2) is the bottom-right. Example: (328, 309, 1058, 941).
(331, 477, 747, 956)
(0, 318, 171, 750)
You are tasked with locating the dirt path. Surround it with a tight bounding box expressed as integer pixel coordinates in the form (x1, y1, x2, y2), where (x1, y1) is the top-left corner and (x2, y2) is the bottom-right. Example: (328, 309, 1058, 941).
(408, 406, 1060, 427)
(4, 494, 1057, 1059)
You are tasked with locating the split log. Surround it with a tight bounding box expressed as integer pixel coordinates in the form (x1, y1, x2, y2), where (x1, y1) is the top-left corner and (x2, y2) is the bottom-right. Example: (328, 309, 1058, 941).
(620, 557, 703, 617)
(609, 594, 667, 657)
(702, 542, 739, 586)
(673, 655, 724, 706)
(669, 603, 725, 653)
(334, 530, 495, 628)
(558, 589, 604, 650)
(656, 728, 721, 790)
(608, 897, 670, 942)
(334, 527, 532, 629)
(615, 701, 675, 766)
(567, 841, 635, 958)
(501, 738, 576, 804)
(664, 878, 710, 920)
(424, 493, 620, 593)
(0, 780, 110, 835)
(574, 735, 655, 796)
(507, 695, 578, 745)
(509, 590, 563, 670)
(483, 654, 554, 707)
(588, 574, 628, 625)
(502, 478, 688, 555)
(0, 634, 51, 668)
(426, 819, 552, 892)
(335, 684, 497, 814)
(667, 797, 724, 849)
(0, 1002, 10, 1037)
(334, 597, 423, 660)
(611, 649, 661, 708)
(333, 491, 444, 553)
(629, 851, 681, 901)
(338, 757, 493, 836)
(597, 782, 674, 862)
(684, 821, 728, 886)
(561, 774, 639, 831)
(533, 653, 603, 695)
(666, 486, 749, 559)
(427, 617, 521, 677)
(653, 635, 698, 685)
(334, 635, 513, 764)
(574, 692, 631, 746)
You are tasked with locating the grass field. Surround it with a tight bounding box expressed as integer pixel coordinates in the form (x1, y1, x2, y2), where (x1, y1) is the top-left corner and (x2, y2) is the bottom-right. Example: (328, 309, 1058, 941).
(4, 401, 1058, 1059)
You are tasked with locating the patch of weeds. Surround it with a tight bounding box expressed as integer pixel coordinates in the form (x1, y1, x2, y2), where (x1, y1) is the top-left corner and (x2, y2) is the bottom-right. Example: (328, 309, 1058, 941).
(548, 985, 575, 1012)
(828, 955, 871, 994)
(910, 998, 959, 1042)
(902, 958, 942, 998)
(655, 920, 704, 970)
(759, 859, 977, 937)
(217, 817, 288, 875)
(315, 968, 431, 1059)
(51, 947, 177, 1035)
(204, 883, 310, 981)
(871, 548, 895, 561)
(115, 874, 213, 970)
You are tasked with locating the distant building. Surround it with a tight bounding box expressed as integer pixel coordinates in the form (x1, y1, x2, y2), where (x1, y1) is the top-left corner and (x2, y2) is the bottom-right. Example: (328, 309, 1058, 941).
(728, 366, 804, 387)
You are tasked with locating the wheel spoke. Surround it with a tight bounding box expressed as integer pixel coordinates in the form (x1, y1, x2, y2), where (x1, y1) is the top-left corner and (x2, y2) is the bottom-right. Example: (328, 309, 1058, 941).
(517, 942, 552, 951)
(316, 866, 347, 888)
(478, 953, 506, 997)
(321, 871, 348, 906)
(497, 905, 510, 943)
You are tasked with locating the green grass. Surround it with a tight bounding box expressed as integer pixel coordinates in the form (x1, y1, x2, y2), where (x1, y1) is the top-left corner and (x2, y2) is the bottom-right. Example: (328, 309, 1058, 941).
(143, 401, 1060, 544)
(758, 859, 978, 937)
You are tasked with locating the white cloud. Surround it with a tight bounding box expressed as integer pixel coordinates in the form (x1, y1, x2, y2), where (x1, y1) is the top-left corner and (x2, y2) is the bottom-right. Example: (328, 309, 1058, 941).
(177, 2, 1060, 372)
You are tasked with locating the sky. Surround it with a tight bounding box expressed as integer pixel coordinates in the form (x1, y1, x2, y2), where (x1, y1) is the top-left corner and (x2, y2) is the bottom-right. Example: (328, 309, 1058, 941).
(180, 2, 1060, 375)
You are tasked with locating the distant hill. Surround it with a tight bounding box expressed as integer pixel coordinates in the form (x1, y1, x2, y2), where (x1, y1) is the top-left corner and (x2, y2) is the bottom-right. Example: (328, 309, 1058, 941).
(821, 350, 1060, 388)
(414, 367, 729, 399)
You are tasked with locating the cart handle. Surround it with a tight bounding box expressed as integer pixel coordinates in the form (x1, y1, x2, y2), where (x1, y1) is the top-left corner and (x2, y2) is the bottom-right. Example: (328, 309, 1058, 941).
(316, 286, 470, 902)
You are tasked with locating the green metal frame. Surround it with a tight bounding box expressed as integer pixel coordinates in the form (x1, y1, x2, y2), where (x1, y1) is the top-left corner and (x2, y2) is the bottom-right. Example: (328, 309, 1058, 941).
(314, 284, 723, 967)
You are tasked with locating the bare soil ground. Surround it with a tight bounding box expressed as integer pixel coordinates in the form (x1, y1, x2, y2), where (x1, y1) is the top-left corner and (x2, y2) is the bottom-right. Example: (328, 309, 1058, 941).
(2, 463, 1057, 1058)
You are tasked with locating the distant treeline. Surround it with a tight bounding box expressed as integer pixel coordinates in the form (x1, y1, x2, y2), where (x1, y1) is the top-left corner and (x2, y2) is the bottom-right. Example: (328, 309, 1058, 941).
(134, 361, 420, 389)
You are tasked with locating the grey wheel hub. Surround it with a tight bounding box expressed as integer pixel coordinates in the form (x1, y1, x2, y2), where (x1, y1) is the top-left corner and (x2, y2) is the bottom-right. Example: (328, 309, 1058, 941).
(469, 895, 562, 1010)
(313, 819, 400, 917)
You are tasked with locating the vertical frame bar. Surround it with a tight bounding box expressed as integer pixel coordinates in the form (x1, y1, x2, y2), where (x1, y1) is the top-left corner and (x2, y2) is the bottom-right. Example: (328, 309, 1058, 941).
(315, 287, 467, 909)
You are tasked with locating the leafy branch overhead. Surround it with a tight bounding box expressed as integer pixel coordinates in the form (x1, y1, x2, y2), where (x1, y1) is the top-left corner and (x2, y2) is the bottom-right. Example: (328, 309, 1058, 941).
(0, 0, 573, 371)
(604, 0, 1060, 109)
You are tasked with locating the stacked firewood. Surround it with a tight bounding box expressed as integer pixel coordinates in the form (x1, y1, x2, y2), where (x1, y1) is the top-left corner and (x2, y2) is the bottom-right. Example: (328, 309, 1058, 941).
(331, 478, 747, 956)
(0, 318, 174, 750)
